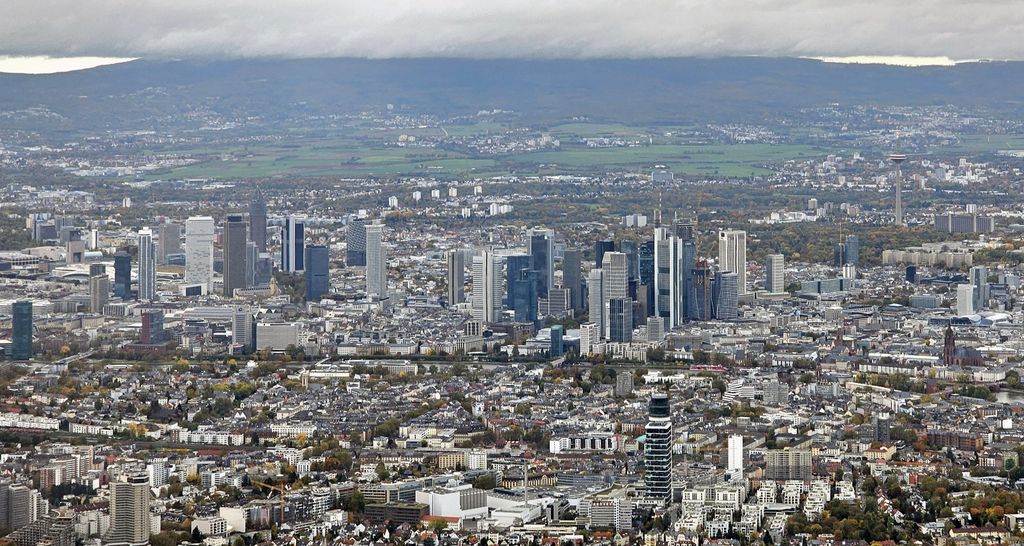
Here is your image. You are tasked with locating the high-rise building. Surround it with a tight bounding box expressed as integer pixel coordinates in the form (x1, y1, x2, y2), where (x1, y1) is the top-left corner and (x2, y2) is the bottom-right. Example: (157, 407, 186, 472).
(365, 223, 387, 298)
(232, 306, 255, 353)
(346, 220, 367, 266)
(644, 394, 673, 501)
(844, 235, 859, 266)
(304, 245, 330, 301)
(594, 240, 615, 269)
(614, 371, 633, 397)
(11, 301, 32, 361)
(245, 241, 259, 288)
(561, 249, 583, 311)
(619, 240, 639, 282)
(140, 310, 165, 345)
(550, 325, 563, 357)
(507, 255, 538, 323)
(137, 228, 156, 301)
(654, 228, 696, 327)
(579, 322, 600, 356)
(223, 214, 248, 297)
(765, 449, 812, 481)
(608, 297, 633, 342)
(472, 252, 501, 323)
(529, 230, 553, 297)
(157, 222, 181, 265)
(713, 271, 739, 320)
(956, 283, 975, 315)
(281, 215, 306, 273)
(185, 216, 215, 294)
(718, 229, 747, 295)
(587, 268, 604, 336)
(727, 434, 744, 473)
(89, 274, 109, 314)
(113, 252, 132, 300)
(249, 185, 268, 252)
(602, 252, 628, 338)
(765, 254, 785, 293)
(690, 264, 713, 321)
(446, 250, 465, 305)
(638, 241, 655, 317)
(970, 266, 988, 311)
(105, 473, 151, 546)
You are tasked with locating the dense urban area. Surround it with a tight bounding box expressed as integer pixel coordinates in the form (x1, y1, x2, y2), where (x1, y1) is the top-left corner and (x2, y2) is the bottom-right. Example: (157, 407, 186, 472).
(2, 86, 1024, 546)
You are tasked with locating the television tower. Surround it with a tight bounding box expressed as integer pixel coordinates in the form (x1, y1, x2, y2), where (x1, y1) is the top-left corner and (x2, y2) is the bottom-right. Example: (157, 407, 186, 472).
(888, 151, 907, 227)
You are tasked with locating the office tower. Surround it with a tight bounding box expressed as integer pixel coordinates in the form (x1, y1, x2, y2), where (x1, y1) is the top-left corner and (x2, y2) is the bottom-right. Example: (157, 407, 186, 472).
(713, 271, 739, 320)
(11, 301, 32, 361)
(654, 228, 696, 327)
(615, 371, 633, 397)
(833, 242, 846, 268)
(222, 214, 248, 297)
(970, 266, 988, 311)
(148, 459, 169, 488)
(365, 223, 387, 298)
(727, 435, 744, 473)
(718, 229, 747, 295)
(249, 185, 268, 252)
(550, 325, 563, 357)
(472, 252, 501, 323)
(113, 252, 132, 299)
(106, 473, 151, 546)
(844, 235, 859, 266)
(594, 240, 615, 269)
(157, 222, 181, 265)
(232, 306, 255, 353)
(66, 238, 85, 264)
(765, 254, 785, 293)
(446, 250, 465, 305)
(246, 241, 259, 288)
(346, 220, 367, 266)
(140, 310, 165, 345)
(89, 263, 106, 277)
(646, 316, 664, 342)
(608, 297, 633, 342)
(644, 394, 673, 501)
(137, 228, 155, 301)
(508, 255, 538, 323)
(304, 245, 330, 301)
(561, 249, 583, 311)
(281, 215, 306, 273)
(691, 264, 713, 321)
(579, 323, 600, 356)
(956, 284, 975, 315)
(602, 252, 628, 338)
(587, 268, 605, 336)
(638, 241, 655, 317)
(529, 230, 553, 297)
(619, 240, 639, 282)
(5, 484, 45, 532)
(185, 216, 215, 294)
(89, 274, 109, 313)
(764, 449, 812, 481)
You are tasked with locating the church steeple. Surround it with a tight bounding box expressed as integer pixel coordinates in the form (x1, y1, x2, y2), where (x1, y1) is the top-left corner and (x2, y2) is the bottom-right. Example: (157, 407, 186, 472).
(943, 324, 956, 364)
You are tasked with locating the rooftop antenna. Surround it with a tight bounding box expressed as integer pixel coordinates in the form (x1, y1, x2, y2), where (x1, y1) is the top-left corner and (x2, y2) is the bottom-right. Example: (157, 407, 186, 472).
(888, 133, 907, 227)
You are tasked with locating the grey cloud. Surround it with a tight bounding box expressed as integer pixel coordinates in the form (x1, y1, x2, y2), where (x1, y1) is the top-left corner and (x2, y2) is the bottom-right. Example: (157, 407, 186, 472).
(2, 0, 1024, 60)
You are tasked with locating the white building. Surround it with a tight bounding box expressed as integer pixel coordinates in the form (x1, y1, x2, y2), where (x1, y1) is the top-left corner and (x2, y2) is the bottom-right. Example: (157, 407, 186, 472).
(471, 252, 501, 323)
(184, 216, 215, 293)
(365, 223, 387, 298)
(718, 229, 748, 295)
(137, 228, 155, 301)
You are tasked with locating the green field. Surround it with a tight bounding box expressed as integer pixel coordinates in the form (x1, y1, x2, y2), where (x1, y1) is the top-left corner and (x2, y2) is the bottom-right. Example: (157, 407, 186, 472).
(942, 135, 1024, 153)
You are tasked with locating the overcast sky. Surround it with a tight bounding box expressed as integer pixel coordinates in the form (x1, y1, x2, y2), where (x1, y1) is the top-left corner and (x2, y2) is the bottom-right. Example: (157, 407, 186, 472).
(2, 1, 1023, 63)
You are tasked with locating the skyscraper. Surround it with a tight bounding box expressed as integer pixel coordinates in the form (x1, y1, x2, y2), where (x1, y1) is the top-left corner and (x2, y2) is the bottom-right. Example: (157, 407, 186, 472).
(594, 240, 615, 269)
(765, 254, 785, 293)
(11, 300, 32, 361)
(713, 271, 738, 320)
(105, 473, 151, 546)
(249, 185, 268, 253)
(602, 252, 628, 338)
(232, 305, 255, 353)
(472, 252, 501, 323)
(222, 214, 248, 297)
(550, 325, 563, 357)
(137, 228, 156, 301)
(365, 223, 387, 298)
(140, 309, 165, 345)
(690, 264, 713, 321)
(844, 235, 859, 266)
(185, 216, 215, 294)
(157, 222, 181, 265)
(644, 394, 673, 501)
(508, 255, 538, 323)
(113, 252, 132, 300)
(970, 266, 988, 311)
(346, 220, 367, 266)
(956, 284, 975, 315)
(727, 434, 744, 473)
(587, 268, 604, 336)
(446, 250, 465, 305)
(718, 229, 747, 295)
(608, 297, 633, 342)
(561, 248, 583, 312)
(304, 245, 330, 301)
(638, 241, 655, 317)
(529, 230, 553, 297)
(281, 215, 306, 273)
(765, 449, 812, 481)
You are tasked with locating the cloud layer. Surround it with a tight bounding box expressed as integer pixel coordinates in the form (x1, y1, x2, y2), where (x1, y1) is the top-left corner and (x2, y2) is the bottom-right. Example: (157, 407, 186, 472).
(3, 1, 1023, 60)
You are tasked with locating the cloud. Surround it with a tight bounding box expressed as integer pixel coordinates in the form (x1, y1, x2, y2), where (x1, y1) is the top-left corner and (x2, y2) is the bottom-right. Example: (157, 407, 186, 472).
(1, 1, 1023, 60)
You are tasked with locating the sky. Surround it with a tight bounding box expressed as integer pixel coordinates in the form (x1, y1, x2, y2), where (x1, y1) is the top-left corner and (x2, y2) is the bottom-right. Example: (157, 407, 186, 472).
(1, 1, 1022, 73)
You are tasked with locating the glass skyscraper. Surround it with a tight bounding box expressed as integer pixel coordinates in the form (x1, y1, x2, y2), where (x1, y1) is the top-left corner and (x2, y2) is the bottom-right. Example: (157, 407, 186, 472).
(304, 245, 330, 301)
(11, 300, 32, 360)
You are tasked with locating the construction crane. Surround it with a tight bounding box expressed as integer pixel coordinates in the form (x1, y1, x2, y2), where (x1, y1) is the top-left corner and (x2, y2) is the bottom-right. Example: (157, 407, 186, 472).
(252, 480, 288, 525)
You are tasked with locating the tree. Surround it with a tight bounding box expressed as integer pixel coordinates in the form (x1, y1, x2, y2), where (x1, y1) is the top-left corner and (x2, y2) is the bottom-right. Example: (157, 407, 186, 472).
(473, 475, 497, 490)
